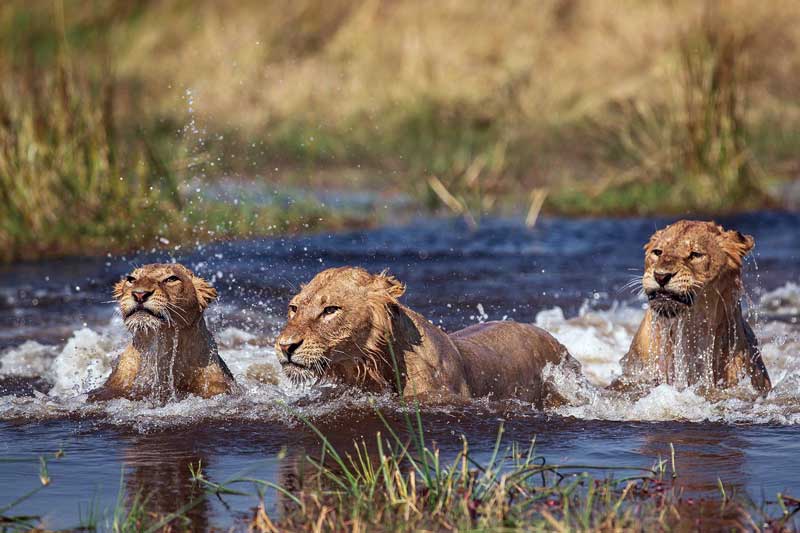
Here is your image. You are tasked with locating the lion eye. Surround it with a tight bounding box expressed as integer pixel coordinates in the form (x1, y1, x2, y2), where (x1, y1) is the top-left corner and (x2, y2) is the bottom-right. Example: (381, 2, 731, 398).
(288, 304, 298, 314)
(689, 251, 705, 260)
(164, 275, 181, 283)
(126, 275, 136, 283)
(651, 249, 663, 257)
(322, 306, 341, 316)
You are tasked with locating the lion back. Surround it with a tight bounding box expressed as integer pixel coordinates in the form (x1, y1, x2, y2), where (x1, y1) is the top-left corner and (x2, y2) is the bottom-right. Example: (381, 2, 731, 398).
(449, 321, 580, 406)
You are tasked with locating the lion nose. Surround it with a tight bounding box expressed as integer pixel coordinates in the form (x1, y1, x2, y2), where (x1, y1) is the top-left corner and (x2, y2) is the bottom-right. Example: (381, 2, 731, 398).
(654, 271, 674, 287)
(278, 340, 303, 360)
(132, 289, 153, 303)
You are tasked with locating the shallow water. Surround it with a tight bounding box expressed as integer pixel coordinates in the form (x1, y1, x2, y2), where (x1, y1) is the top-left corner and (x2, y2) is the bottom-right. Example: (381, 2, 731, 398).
(1, 213, 799, 528)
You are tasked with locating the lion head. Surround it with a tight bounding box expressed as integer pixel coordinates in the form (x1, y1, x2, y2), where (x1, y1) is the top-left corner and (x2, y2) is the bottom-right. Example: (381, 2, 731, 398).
(114, 263, 217, 334)
(641, 220, 754, 318)
(275, 267, 405, 384)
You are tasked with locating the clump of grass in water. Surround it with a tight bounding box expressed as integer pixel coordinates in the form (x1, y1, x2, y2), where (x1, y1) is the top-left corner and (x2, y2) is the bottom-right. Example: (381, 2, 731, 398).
(235, 344, 795, 531)
(3, 424, 800, 530)
(247, 408, 800, 531)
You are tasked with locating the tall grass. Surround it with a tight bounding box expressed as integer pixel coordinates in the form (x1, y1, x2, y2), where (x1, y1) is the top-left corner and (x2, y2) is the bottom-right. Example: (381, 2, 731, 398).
(106, 1, 799, 215)
(549, 3, 786, 215)
(676, 5, 764, 206)
(2, 0, 800, 248)
(4, 420, 800, 531)
(0, 60, 371, 263)
(0, 60, 183, 262)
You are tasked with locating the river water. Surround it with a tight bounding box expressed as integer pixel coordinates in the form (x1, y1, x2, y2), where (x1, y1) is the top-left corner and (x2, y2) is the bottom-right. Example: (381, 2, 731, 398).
(1, 213, 799, 529)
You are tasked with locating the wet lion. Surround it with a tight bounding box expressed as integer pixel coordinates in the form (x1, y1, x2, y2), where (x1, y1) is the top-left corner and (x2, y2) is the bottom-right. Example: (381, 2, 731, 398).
(88, 263, 235, 402)
(611, 220, 771, 396)
(274, 267, 581, 407)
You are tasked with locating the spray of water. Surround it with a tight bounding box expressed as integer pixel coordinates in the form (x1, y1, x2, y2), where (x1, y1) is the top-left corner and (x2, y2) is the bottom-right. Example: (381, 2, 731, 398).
(2, 283, 800, 430)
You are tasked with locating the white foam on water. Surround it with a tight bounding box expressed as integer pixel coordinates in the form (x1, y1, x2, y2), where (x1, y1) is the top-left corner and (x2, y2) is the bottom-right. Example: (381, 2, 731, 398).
(0, 341, 57, 377)
(535, 301, 644, 386)
(759, 282, 800, 317)
(542, 284, 800, 425)
(556, 380, 800, 425)
(47, 325, 123, 397)
(2, 282, 800, 429)
(0, 317, 353, 430)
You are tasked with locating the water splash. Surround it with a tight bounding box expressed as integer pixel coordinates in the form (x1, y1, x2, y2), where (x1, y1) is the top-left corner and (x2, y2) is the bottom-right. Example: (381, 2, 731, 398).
(1, 283, 800, 431)
(168, 327, 179, 401)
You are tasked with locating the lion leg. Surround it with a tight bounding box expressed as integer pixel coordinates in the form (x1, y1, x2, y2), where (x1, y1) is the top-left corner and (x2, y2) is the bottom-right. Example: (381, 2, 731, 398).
(740, 323, 772, 395)
(87, 345, 141, 402)
(722, 350, 771, 396)
(749, 357, 772, 396)
(188, 363, 235, 398)
(87, 384, 124, 402)
(402, 389, 471, 405)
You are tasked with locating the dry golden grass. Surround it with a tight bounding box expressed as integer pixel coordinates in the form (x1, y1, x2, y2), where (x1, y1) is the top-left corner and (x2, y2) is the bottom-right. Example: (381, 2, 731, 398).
(2, 0, 800, 244)
(112, 1, 800, 210)
(118, 2, 799, 128)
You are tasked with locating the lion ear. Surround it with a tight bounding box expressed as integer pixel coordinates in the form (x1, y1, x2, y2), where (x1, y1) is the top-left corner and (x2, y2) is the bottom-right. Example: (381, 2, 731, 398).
(192, 276, 218, 311)
(373, 271, 406, 302)
(643, 230, 663, 251)
(720, 230, 755, 269)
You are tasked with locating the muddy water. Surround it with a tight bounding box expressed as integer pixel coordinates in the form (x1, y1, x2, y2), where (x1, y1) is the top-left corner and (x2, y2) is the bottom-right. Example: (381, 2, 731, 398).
(1, 213, 799, 528)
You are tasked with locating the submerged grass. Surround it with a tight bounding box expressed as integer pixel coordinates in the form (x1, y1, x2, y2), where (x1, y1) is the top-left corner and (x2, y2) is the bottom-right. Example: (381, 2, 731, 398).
(0, 451, 61, 530)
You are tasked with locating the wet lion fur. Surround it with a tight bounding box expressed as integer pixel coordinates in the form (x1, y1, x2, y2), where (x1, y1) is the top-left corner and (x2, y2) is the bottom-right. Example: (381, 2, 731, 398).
(276, 266, 582, 407)
(88, 263, 235, 402)
(612, 220, 771, 396)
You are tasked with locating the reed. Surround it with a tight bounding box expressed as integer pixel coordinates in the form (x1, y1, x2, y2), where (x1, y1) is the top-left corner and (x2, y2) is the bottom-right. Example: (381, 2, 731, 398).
(2, 0, 800, 251)
(3, 419, 799, 531)
(102, 0, 798, 218)
(239, 397, 788, 532)
(0, 451, 61, 528)
(550, 2, 780, 215)
(0, 59, 183, 262)
(0, 59, 371, 263)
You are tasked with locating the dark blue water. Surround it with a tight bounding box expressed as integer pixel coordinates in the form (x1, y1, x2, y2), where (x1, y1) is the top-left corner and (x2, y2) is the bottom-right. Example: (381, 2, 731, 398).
(1, 213, 799, 529)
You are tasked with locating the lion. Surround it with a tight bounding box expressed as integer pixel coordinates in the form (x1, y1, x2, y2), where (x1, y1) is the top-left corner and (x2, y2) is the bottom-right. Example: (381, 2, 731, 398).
(87, 263, 235, 402)
(274, 267, 582, 407)
(610, 220, 771, 396)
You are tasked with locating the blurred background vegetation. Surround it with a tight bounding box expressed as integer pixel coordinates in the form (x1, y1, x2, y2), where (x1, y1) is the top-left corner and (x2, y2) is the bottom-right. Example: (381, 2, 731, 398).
(1, 0, 799, 261)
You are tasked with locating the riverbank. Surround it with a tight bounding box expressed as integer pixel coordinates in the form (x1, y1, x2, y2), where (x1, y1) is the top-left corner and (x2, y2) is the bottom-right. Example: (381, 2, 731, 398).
(1, 213, 800, 529)
(3, 1, 800, 262)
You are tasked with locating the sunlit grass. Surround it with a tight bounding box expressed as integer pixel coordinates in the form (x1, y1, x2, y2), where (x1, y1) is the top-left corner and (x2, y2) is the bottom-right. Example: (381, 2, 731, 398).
(0, 58, 372, 263)
(1, 0, 799, 252)
(0, 60, 183, 262)
(104, 0, 797, 218)
(4, 416, 799, 532)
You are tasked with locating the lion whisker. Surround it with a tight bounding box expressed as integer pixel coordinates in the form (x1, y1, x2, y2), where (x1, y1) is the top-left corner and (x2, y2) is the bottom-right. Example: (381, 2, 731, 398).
(163, 301, 190, 324)
(619, 276, 643, 290)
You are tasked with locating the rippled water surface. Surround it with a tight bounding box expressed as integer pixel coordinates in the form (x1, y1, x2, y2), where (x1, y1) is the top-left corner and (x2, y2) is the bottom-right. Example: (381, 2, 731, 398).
(2, 213, 799, 528)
